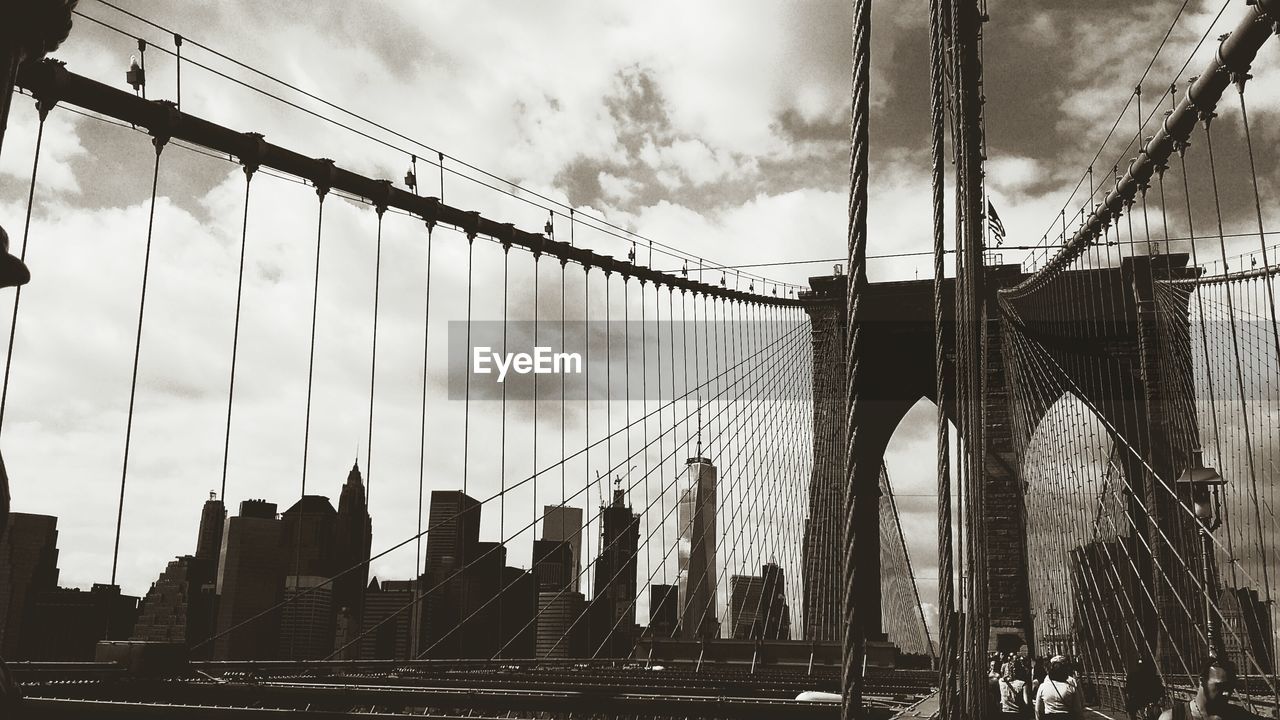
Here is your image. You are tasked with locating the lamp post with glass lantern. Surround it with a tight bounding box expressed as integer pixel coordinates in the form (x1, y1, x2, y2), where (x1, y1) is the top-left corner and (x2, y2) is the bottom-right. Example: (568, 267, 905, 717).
(1176, 448, 1227, 659)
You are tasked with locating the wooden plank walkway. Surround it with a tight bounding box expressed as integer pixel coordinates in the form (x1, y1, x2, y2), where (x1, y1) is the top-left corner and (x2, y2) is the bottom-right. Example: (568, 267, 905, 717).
(891, 691, 940, 719)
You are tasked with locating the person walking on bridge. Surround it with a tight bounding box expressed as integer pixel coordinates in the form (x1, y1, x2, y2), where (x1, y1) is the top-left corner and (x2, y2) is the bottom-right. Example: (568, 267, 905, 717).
(1035, 655, 1084, 720)
(999, 661, 1033, 719)
(1158, 659, 1263, 720)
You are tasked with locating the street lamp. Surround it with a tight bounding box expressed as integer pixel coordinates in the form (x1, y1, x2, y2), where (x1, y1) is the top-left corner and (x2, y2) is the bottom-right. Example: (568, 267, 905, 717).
(1176, 448, 1227, 658)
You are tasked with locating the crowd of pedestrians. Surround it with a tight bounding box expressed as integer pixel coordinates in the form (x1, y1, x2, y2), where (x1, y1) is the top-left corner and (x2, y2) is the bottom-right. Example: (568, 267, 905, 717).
(986, 652, 1084, 719)
(980, 652, 1260, 720)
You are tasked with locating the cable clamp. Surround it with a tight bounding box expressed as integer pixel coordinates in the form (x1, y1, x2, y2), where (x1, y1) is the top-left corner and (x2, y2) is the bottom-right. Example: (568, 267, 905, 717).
(238, 132, 267, 180)
(463, 211, 482, 243)
(312, 158, 337, 199)
(373, 179, 393, 217)
(148, 100, 180, 153)
(422, 197, 440, 232)
(31, 59, 67, 120)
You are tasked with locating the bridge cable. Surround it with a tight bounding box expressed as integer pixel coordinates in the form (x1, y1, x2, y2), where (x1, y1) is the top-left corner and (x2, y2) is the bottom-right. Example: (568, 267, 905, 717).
(367, 201, 385, 502)
(396, 332, 790, 659)
(202, 317, 779, 655)
(572, 319, 812, 658)
(1235, 83, 1280, 703)
(1005, 315, 1278, 694)
(0, 105, 46, 434)
(110, 133, 167, 588)
(85, 1, 802, 295)
(1202, 115, 1267, 660)
(216, 145, 256, 504)
(461, 318, 809, 659)
(413, 220, 435, 655)
(928, 0, 957, 707)
(300, 179, 329, 497)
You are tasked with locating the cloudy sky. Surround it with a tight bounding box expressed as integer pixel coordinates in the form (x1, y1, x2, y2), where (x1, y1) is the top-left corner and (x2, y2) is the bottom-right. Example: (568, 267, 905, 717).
(1, 0, 1278, 640)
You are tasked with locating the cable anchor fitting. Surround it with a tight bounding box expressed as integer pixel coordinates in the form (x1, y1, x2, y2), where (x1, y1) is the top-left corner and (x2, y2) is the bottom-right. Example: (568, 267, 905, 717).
(373, 179, 393, 217)
(312, 158, 337, 200)
(148, 100, 180, 154)
(238, 132, 267, 181)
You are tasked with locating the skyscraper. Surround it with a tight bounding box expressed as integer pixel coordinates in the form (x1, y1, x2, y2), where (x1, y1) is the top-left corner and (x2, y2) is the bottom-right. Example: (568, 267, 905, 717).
(420, 490, 480, 658)
(532, 539, 583, 658)
(278, 575, 334, 660)
(458, 541, 506, 658)
(590, 485, 640, 657)
(195, 492, 225, 577)
(215, 500, 285, 660)
(424, 491, 481, 581)
(648, 584, 679, 638)
(131, 555, 217, 654)
(278, 495, 340, 659)
(540, 504, 583, 592)
(678, 454, 718, 639)
(728, 562, 790, 641)
(0, 512, 59, 658)
(359, 578, 414, 660)
(533, 539, 573, 592)
(333, 461, 372, 623)
(497, 566, 535, 658)
(535, 589, 585, 659)
(281, 496, 339, 578)
(26, 583, 138, 660)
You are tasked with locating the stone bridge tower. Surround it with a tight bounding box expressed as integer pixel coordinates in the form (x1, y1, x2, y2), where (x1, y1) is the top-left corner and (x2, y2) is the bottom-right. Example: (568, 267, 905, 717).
(799, 255, 1198, 663)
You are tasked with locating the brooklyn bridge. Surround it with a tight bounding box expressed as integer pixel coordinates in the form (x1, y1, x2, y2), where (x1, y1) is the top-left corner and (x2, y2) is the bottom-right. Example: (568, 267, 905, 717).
(0, 0, 1278, 718)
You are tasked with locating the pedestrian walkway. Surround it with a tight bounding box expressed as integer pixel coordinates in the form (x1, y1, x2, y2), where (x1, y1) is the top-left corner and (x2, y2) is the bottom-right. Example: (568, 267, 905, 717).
(891, 691, 940, 719)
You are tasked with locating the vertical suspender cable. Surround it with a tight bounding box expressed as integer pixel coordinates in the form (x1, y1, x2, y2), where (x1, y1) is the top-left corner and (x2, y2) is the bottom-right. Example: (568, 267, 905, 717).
(0, 107, 46, 433)
(499, 240, 510, 654)
(1202, 119, 1264, 659)
(560, 260, 568, 551)
(367, 202, 385, 502)
(218, 157, 256, 503)
(462, 231, 475, 496)
(301, 180, 329, 497)
(1234, 82, 1280, 706)
(111, 135, 167, 587)
(532, 255, 540, 545)
(414, 222, 435, 656)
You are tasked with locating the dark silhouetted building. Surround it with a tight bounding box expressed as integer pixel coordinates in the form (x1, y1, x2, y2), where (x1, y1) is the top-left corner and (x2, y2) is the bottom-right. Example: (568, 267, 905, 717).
(333, 461, 372, 654)
(497, 567, 536, 659)
(589, 486, 640, 657)
(1224, 586, 1274, 675)
(279, 575, 334, 660)
(648, 584, 678, 638)
(195, 492, 225, 577)
(0, 512, 59, 658)
(215, 500, 284, 660)
(281, 495, 338, 577)
(359, 578, 414, 659)
(536, 589, 585, 659)
(131, 555, 217, 655)
(279, 495, 338, 659)
(533, 540, 573, 592)
(729, 562, 790, 640)
(420, 490, 480, 658)
(457, 541, 506, 658)
(541, 505, 583, 593)
(533, 539, 583, 658)
(26, 583, 138, 660)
